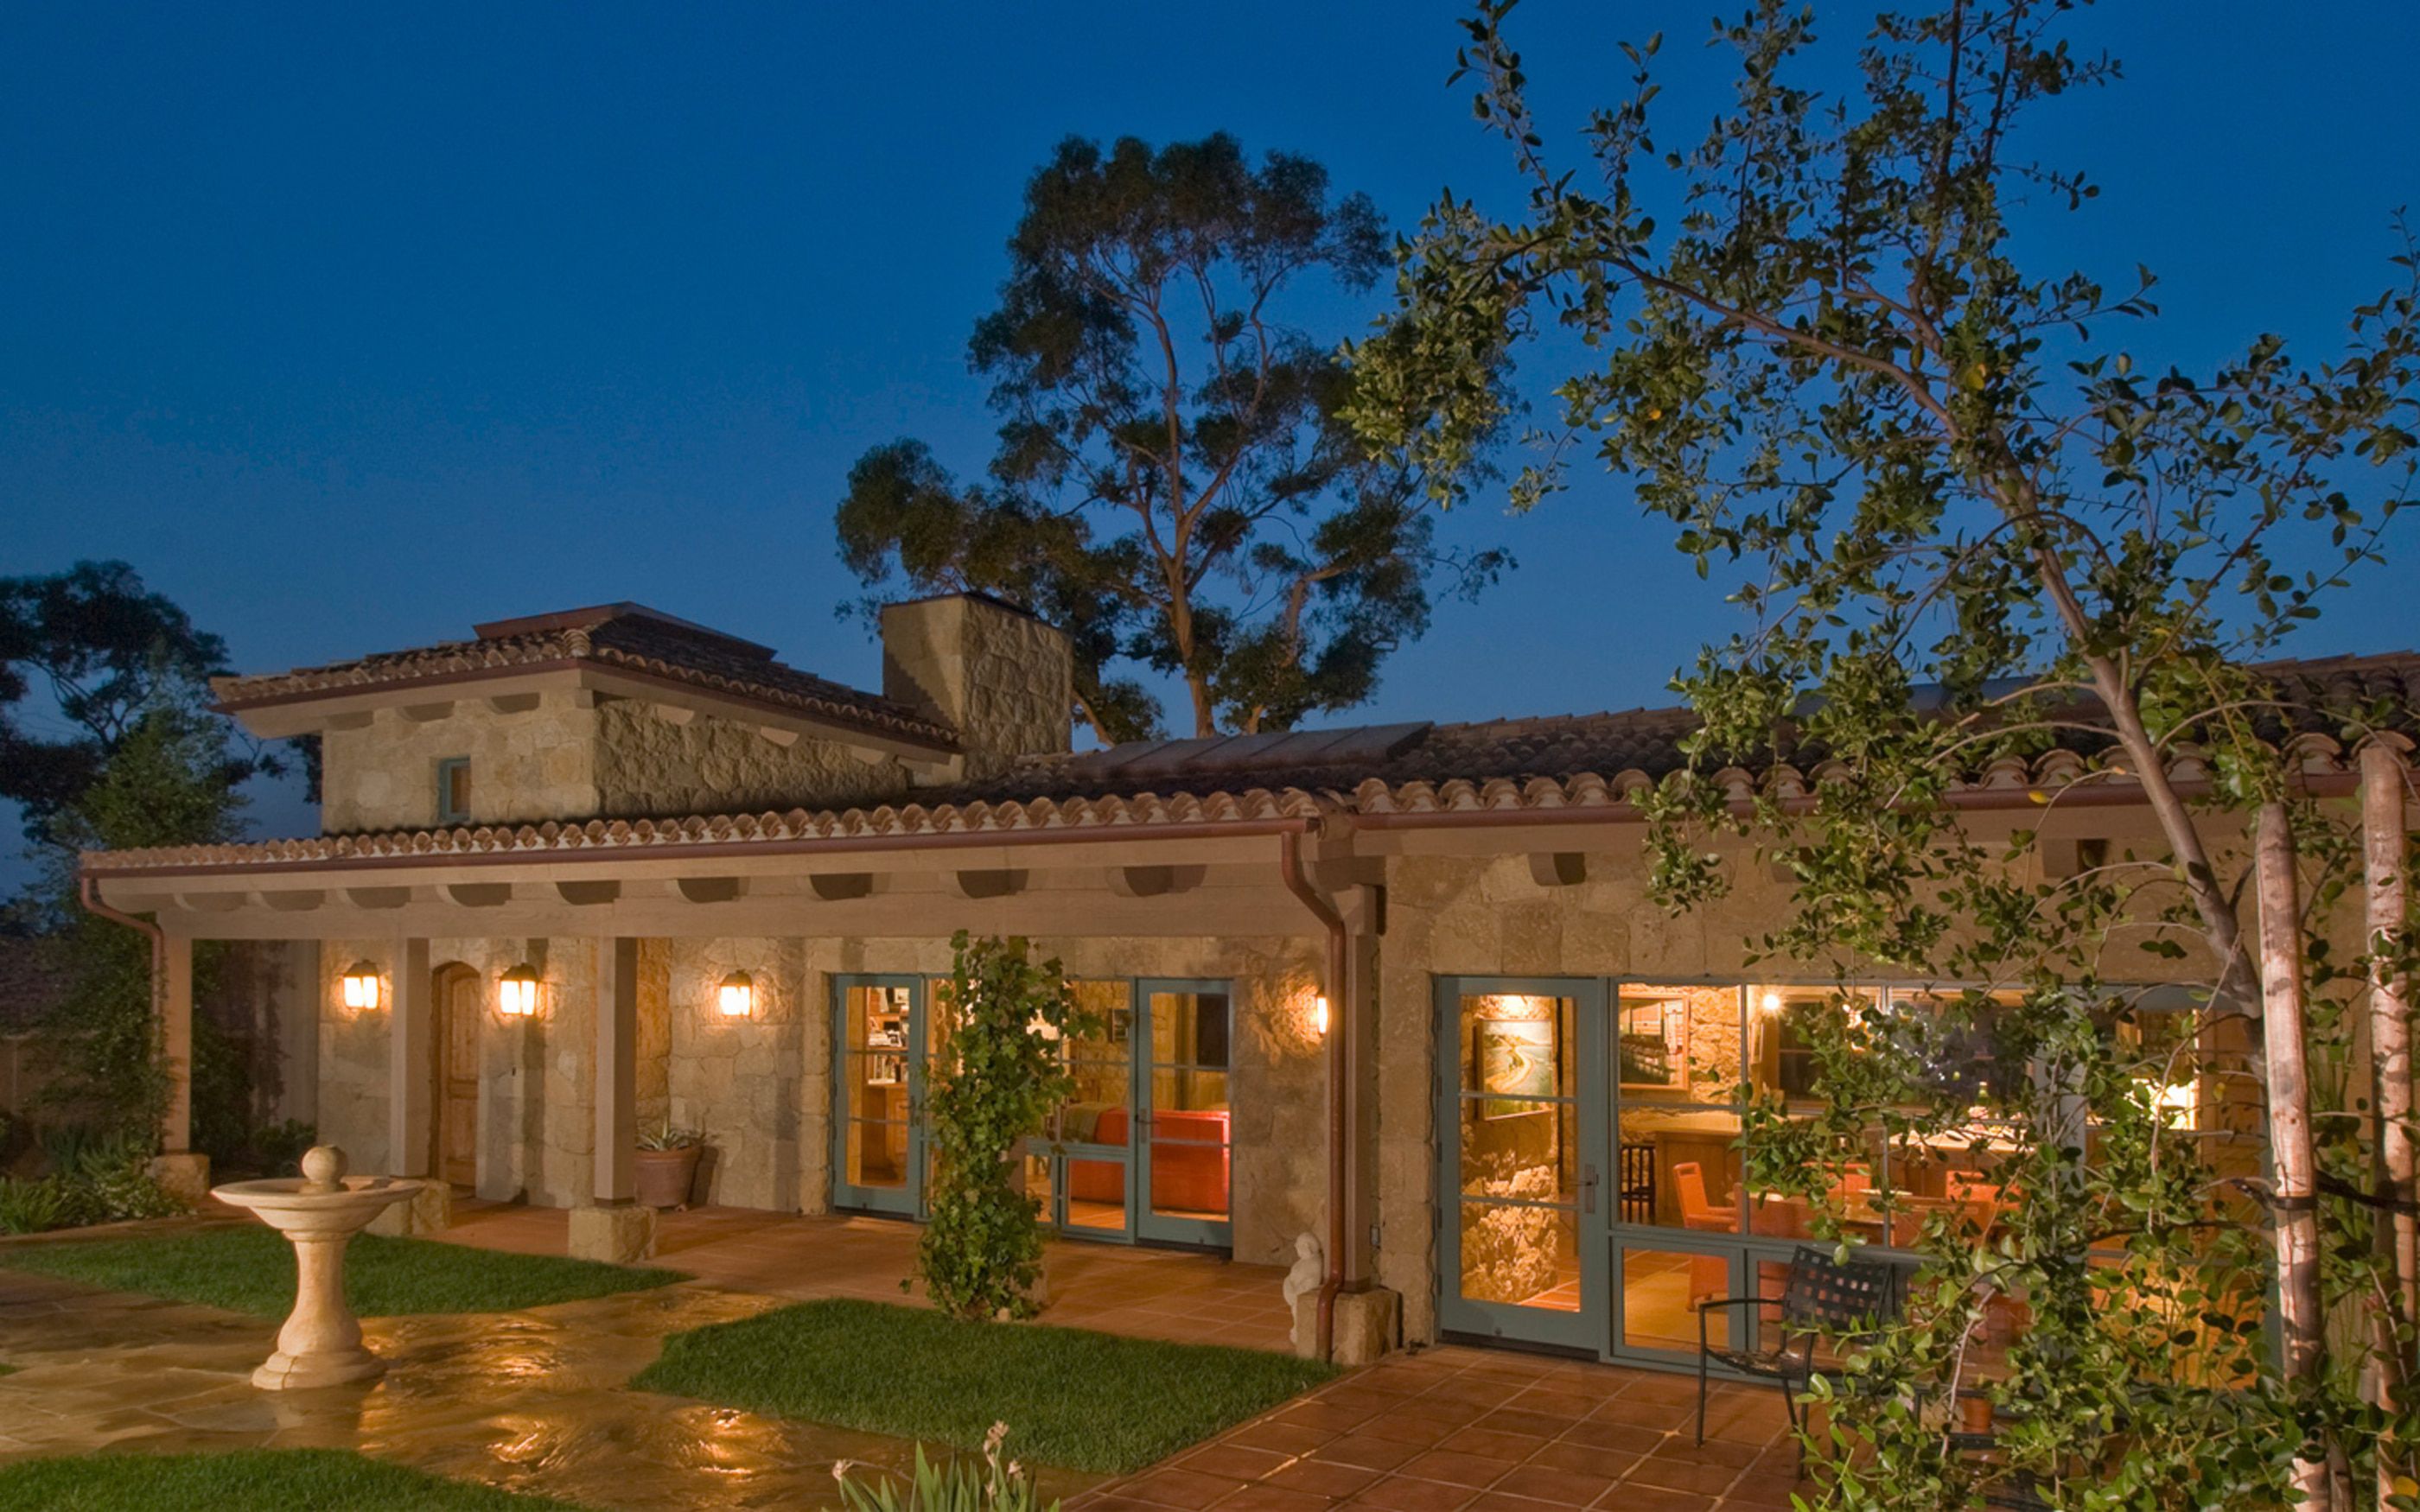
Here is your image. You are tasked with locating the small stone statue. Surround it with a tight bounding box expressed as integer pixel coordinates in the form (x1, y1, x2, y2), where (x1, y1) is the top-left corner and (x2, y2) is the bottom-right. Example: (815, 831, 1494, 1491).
(1282, 1231, 1324, 1349)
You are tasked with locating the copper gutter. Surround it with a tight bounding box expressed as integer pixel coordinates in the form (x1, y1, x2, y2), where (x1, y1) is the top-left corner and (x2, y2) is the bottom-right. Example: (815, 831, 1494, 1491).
(1278, 828, 1350, 1362)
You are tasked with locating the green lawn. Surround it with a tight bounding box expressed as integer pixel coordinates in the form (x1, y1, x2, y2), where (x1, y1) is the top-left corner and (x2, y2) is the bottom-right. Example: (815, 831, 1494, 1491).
(0, 1450, 589, 1511)
(631, 1297, 1336, 1475)
(0, 1226, 684, 1317)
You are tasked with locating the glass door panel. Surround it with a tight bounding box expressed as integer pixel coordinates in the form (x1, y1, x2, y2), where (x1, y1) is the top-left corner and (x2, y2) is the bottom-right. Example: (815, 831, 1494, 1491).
(1057, 981, 1136, 1242)
(1619, 1244, 1735, 1356)
(832, 977, 925, 1216)
(1137, 982, 1232, 1247)
(1436, 977, 1608, 1350)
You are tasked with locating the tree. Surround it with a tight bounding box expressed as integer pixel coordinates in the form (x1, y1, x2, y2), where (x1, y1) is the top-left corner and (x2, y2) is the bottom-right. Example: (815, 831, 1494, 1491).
(0, 561, 270, 845)
(836, 133, 1512, 743)
(33, 684, 254, 1149)
(914, 932, 1100, 1321)
(1350, 3, 2420, 1505)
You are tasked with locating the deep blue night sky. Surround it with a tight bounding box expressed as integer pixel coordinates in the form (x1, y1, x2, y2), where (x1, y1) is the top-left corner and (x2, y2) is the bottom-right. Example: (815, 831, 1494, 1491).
(3, 1, 2417, 864)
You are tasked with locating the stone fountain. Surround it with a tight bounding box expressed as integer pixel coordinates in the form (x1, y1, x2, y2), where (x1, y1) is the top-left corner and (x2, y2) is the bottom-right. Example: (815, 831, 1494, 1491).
(211, 1145, 425, 1389)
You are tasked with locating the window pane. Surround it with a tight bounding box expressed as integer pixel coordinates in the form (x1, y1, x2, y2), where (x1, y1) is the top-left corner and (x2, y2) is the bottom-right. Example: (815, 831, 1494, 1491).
(1460, 1096, 1578, 1203)
(844, 1119, 908, 1188)
(1149, 991, 1230, 1069)
(1615, 1106, 1741, 1229)
(1461, 1202, 1580, 1309)
(1621, 1246, 1730, 1352)
(1618, 984, 1742, 1101)
(1747, 986, 1884, 1106)
(1459, 992, 1575, 1097)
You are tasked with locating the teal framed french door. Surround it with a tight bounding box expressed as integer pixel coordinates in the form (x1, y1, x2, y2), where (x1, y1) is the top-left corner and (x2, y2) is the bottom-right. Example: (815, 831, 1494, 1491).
(1435, 976, 1611, 1352)
(831, 975, 930, 1217)
(1048, 981, 1139, 1243)
(1133, 980, 1234, 1248)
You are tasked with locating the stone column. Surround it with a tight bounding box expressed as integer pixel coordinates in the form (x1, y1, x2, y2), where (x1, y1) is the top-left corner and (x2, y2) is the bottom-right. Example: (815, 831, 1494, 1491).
(388, 937, 433, 1177)
(570, 937, 654, 1263)
(147, 934, 212, 1204)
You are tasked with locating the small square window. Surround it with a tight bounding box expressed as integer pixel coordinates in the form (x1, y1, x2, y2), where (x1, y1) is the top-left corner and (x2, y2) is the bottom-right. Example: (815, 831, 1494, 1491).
(436, 758, 471, 824)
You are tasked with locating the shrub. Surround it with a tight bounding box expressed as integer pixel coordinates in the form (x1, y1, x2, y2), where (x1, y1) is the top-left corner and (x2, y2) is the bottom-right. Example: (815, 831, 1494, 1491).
(35, 1125, 186, 1227)
(831, 1426, 1057, 1512)
(914, 934, 1099, 1322)
(0, 1178, 70, 1236)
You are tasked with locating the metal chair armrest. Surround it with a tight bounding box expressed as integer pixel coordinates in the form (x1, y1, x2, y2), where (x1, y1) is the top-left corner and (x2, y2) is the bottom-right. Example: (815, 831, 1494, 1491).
(1693, 1295, 1784, 1314)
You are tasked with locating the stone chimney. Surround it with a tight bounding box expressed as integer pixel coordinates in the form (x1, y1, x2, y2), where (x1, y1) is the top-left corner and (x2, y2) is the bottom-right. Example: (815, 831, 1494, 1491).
(880, 593, 1073, 779)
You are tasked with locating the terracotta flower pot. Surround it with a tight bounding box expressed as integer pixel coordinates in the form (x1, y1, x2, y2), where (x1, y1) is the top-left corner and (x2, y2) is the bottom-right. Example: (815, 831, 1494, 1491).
(634, 1146, 701, 1210)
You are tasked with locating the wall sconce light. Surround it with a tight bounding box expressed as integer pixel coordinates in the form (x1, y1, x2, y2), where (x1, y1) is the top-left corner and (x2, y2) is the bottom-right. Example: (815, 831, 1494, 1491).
(716, 969, 755, 1019)
(498, 963, 542, 1018)
(1312, 994, 1330, 1037)
(1758, 991, 1785, 1018)
(339, 961, 382, 1012)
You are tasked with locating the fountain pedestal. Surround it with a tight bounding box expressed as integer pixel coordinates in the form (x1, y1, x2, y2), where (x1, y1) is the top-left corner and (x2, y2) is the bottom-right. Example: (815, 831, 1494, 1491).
(211, 1146, 425, 1390)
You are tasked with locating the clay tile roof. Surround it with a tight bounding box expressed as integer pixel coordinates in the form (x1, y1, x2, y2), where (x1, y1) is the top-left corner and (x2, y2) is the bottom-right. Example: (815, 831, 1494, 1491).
(211, 604, 958, 752)
(83, 649, 2420, 874)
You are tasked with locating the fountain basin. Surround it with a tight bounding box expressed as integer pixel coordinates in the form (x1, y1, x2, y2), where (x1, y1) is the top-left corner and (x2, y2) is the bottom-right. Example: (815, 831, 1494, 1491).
(212, 1146, 424, 1390)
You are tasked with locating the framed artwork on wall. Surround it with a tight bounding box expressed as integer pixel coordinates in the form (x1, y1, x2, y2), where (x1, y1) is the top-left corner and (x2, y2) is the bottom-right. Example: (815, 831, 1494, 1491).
(1618, 995, 1691, 1090)
(1474, 1019, 1558, 1118)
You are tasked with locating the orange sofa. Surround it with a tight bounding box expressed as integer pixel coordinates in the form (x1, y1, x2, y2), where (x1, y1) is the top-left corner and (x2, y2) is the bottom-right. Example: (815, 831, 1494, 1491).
(1066, 1108, 1231, 1216)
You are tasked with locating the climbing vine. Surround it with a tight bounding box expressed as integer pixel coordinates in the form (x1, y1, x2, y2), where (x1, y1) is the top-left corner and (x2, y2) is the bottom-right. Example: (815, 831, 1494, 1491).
(914, 932, 1099, 1321)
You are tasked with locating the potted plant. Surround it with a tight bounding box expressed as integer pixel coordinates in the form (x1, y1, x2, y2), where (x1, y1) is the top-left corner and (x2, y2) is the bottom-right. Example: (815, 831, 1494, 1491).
(634, 1121, 704, 1210)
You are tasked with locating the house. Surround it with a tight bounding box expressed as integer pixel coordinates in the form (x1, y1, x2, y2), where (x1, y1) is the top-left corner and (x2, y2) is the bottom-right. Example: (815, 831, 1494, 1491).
(75, 594, 2420, 1364)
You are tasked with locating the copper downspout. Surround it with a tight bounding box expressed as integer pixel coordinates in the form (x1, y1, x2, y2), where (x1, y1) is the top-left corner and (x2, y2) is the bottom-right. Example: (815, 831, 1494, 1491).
(1279, 828, 1350, 1362)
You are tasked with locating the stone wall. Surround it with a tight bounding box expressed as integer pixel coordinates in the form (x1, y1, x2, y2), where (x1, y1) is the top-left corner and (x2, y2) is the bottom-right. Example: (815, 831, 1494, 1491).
(315, 936, 597, 1205)
(589, 702, 911, 818)
(665, 937, 806, 1210)
(321, 695, 602, 834)
(881, 594, 1073, 778)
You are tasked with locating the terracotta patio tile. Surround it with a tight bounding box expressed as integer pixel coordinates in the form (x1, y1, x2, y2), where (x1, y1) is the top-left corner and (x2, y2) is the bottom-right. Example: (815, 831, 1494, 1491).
(1432, 1427, 1546, 1461)
(1311, 1434, 1427, 1471)
(1467, 1407, 1567, 1441)
(1528, 1439, 1641, 1480)
(1217, 1483, 1341, 1512)
(1121, 1467, 1252, 1509)
(1179, 1444, 1302, 1481)
(1339, 1476, 1479, 1512)
(1398, 1450, 1519, 1489)
(1487, 1461, 1620, 1506)
(1622, 1453, 1743, 1496)
(1227, 1421, 1341, 1458)
(1263, 1458, 1384, 1498)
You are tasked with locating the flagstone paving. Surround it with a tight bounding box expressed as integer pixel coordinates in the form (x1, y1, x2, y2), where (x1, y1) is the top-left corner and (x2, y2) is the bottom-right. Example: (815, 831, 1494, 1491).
(0, 1265, 1100, 1509)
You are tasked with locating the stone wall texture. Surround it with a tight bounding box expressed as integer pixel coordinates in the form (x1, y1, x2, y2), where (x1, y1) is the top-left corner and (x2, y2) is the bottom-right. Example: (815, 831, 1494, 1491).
(589, 702, 911, 817)
(666, 937, 806, 1211)
(881, 595, 1073, 778)
(321, 696, 602, 834)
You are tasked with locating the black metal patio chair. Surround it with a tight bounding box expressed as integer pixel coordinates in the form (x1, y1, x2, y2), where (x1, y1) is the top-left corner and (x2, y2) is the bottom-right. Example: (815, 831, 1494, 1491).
(1694, 1244, 1903, 1448)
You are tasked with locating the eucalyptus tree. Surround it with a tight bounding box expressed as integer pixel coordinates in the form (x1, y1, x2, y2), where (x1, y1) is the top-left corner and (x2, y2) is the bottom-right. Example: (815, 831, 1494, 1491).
(836, 133, 1509, 743)
(1348, 2, 2420, 1505)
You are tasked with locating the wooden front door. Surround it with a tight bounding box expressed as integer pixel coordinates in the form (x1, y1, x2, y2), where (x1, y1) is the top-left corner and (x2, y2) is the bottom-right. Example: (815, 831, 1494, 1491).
(437, 966, 480, 1187)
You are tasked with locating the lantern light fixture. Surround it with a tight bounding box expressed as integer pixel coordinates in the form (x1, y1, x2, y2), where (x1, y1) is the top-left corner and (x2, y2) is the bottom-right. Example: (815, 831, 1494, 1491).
(1758, 990, 1786, 1018)
(1312, 994, 1330, 1037)
(498, 963, 542, 1018)
(716, 969, 755, 1019)
(339, 961, 382, 1012)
